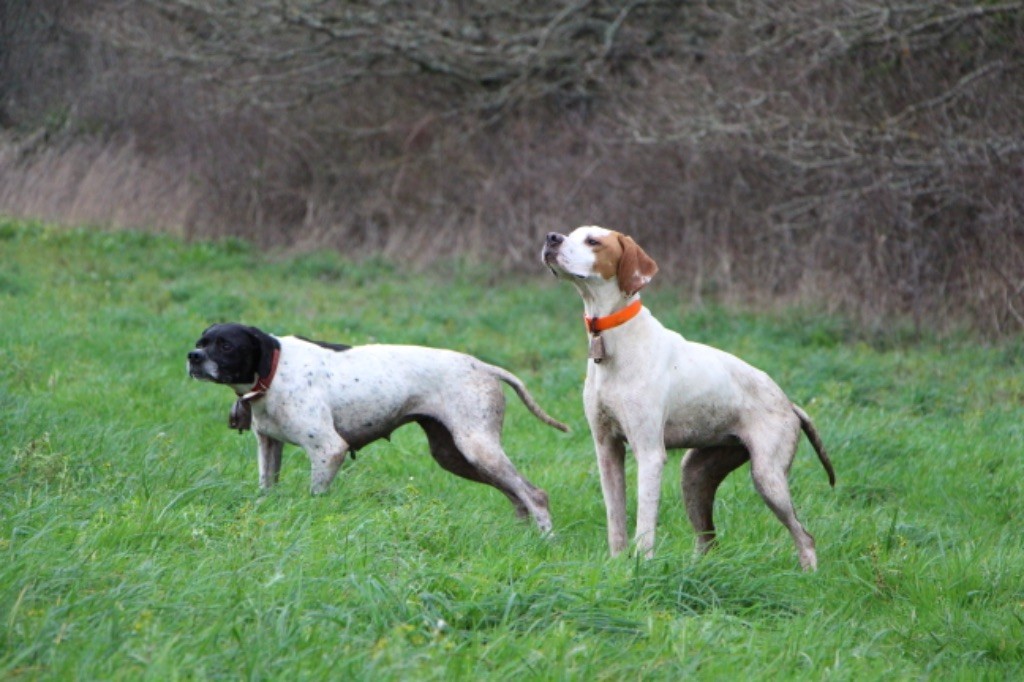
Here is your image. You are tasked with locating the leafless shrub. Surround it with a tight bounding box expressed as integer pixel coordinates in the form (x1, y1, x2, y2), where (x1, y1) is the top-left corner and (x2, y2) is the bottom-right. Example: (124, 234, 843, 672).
(1, 0, 1022, 335)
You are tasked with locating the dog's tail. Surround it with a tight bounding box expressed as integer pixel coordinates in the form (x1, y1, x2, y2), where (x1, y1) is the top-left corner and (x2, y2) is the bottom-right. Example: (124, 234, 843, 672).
(487, 365, 570, 433)
(793, 404, 836, 487)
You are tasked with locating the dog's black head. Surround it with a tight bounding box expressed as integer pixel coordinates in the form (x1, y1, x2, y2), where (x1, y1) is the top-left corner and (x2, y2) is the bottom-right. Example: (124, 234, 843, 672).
(187, 323, 280, 388)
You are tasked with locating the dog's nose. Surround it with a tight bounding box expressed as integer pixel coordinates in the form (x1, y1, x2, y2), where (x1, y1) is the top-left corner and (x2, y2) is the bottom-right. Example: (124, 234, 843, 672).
(188, 350, 203, 363)
(545, 232, 564, 247)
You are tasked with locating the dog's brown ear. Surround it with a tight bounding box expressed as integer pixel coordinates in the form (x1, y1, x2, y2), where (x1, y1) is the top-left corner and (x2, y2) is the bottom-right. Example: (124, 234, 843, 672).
(616, 234, 658, 296)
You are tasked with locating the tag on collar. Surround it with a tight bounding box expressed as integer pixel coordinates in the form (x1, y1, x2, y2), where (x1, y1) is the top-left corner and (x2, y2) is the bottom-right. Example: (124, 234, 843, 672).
(230, 398, 253, 432)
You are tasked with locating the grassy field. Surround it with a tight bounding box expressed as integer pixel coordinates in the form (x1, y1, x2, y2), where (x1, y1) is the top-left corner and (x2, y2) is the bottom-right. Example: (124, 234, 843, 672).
(1, 217, 1022, 680)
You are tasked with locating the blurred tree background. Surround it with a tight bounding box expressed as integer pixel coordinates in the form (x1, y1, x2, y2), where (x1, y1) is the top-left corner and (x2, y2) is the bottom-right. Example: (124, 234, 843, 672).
(2, 1, 1022, 334)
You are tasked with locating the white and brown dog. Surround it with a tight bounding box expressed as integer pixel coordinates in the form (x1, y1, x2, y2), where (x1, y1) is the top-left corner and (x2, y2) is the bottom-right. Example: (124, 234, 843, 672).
(188, 323, 567, 532)
(542, 226, 835, 569)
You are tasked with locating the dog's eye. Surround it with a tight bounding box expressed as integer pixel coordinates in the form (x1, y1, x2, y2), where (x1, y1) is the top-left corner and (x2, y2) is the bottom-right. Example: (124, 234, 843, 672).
(218, 340, 233, 351)
(585, 237, 601, 247)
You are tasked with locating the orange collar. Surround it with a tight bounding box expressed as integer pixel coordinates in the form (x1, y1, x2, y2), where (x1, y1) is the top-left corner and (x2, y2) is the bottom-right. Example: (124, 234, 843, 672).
(585, 299, 643, 334)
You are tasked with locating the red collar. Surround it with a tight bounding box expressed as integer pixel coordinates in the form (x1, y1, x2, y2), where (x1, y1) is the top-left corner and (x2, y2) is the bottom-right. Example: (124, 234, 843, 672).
(585, 299, 643, 334)
(237, 348, 281, 402)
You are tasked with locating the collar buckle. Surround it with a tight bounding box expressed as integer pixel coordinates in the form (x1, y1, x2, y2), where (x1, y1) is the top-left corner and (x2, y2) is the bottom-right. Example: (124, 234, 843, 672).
(229, 348, 281, 431)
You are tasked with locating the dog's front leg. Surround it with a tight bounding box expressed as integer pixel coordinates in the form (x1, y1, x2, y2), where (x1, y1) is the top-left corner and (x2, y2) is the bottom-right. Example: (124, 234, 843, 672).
(306, 432, 350, 495)
(256, 433, 284, 489)
(633, 441, 667, 559)
(594, 434, 628, 555)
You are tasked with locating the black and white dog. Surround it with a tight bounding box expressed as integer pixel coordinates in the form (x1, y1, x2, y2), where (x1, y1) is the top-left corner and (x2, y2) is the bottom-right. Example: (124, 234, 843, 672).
(187, 323, 566, 531)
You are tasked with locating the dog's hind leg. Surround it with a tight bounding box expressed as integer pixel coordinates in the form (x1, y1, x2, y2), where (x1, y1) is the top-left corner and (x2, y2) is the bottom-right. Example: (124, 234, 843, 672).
(471, 444, 551, 533)
(431, 420, 552, 534)
(418, 417, 488, 483)
(680, 445, 749, 554)
(746, 425, 819, 570)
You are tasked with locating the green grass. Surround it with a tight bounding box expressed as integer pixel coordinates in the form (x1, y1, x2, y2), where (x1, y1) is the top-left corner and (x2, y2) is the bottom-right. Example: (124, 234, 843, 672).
(1, 217, 1022, 680)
